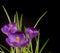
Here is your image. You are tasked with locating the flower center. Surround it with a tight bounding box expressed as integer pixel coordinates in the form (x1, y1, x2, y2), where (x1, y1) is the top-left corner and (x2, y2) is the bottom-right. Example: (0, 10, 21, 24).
(16, 36, 20, 42)
(9, 24, 13, 28)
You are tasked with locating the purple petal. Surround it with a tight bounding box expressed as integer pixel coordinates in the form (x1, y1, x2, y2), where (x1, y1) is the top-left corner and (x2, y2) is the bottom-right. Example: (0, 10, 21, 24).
(1, 25, 9, 35)
(6, 31, 29, 47)
(6, 38, 15, 47)
(19, 40, 29, 47)
(9, 31, 25, 40)
(1, 22, 17, 35)
(26, 27, 39, 39)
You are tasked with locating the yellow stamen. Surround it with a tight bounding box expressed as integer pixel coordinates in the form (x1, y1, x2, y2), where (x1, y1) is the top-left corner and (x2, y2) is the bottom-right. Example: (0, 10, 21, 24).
(16, 36, 20, 42)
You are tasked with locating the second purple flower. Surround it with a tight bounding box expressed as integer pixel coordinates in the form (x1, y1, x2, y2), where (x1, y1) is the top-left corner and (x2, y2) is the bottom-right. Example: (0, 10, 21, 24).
(1, 22, 17, 35)
(26, 27, 39, 39)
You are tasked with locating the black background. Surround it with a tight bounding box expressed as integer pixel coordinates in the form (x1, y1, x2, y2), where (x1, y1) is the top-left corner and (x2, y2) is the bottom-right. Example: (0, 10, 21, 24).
(0, 0, 58, 53)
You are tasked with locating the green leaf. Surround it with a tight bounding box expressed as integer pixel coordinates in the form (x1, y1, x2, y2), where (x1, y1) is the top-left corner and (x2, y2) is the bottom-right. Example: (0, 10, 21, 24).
(10, 47, 15, 53)
(24, 27, 33, 53)
(2, 5, 11, 23)
(35, 31, 40, 53)
(0, 47, 5, 53)
(24, 26, 29, 39)
(22, 47, 27, 53)
(34, 11, 48, 28)
(0, 44, 9, 52)
(15, 47, 20, 53)
(15, 11, 19, 30)
(23, 46, 31, 53)
(14, 14, 16, 23)
(39, 38, 49, 53)
(29, 43, 33, 53)
(23, 26, 32, 53)
(24, 26, 26, 35)
(26, 47, 31, 53)
(19, 14, 23, 31)
(0, 47, 4, 51)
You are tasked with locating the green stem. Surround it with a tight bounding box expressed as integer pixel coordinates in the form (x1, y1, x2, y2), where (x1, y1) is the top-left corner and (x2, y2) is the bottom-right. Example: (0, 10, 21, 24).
(0, 47, 4, 52)
(16, 47, 21, 53)
(0, 44, 9, 52)
(30, 43, 33, 53)
(2, 5, 11, 23)
(16, 11, 19, 30)
(34, 11, 48, 28)
(14, 14, 16, 23)
(35, 31, 40, 53)
(39, 38, 49, 53)
(10, 47, 15, 53)
(19, 14, 23, 31)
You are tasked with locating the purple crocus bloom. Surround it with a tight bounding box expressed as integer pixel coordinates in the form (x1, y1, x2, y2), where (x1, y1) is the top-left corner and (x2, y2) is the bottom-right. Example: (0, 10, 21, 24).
(26, 27, 39, 39)
(1, 22, 17, 35)
(6, 31, 29, 47)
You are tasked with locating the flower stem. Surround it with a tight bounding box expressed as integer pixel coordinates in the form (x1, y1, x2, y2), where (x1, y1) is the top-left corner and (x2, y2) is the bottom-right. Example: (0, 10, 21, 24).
(0, 44, 9, 52)
(0, 47, 4, 52)
(34, 11, 48, 28)
(30, 43, 33, 53)
(2, 5, 11, 23)
(39, 38, 49, 53)
(19, 14, 23, 31)
(16, 47, 22, 53)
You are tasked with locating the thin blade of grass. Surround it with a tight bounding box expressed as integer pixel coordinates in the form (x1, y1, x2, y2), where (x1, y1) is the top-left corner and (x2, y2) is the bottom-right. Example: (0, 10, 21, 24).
(15, 47, 20, 53)
(24, 26, 32, 53)
(0, 47, 4, 51)
(14, 14, 16, 23)
(39, 38, 49, 53)
(24, 26, 33, 53)
(19, 14, 23, 31)
(2, 5, 11, 23)
(30, 43, 33, 53)
(34, 11, 48, 28)
(35, 31, 40, 53)
(24, 26, 29, 39)
(10, 47, 15, 53)
(0, 44, 9, 52)
(15, 11, 19, 30)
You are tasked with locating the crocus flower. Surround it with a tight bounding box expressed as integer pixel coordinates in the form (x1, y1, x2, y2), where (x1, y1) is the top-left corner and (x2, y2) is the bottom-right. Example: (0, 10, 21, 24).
(6, 31, 29, 47)
(26, 27, 39, 39)
(1, 22, 17, 35)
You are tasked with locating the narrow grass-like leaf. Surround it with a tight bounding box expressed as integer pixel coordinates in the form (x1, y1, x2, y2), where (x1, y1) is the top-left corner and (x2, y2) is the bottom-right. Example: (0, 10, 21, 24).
(24, 26, 29, 39)
(10, 47, 15, 53)
(14, 14, 16, 23)
(0, 47, 4, 51)
(22, 47, 28, 53)
(26, 47, 31, 53)
(24, 26, 26, 35)
(15, 11, 19, 30)
(19, 14, 23, 31)
(30, 43, 33, 53)
(35, 31, 40, 53)
(24, 27, 33, 53)
(34, 11, 48, 28)
(2, 5, 11, 23)
(16, 47, 20, 53)
(24, 26, 31, 53)
(39, 38, 49, 53)
(0, 44, 9, 52)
